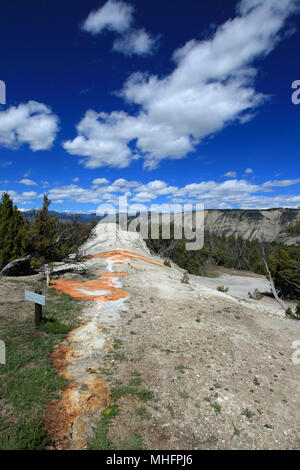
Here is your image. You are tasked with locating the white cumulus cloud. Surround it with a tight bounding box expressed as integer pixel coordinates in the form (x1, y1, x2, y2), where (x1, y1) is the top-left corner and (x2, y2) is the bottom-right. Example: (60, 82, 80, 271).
(2, 175, 300, 209)
(113, 28, 157, 56)
(81, 0, 133, 34)
(93, 178, 109, 185)
(224, 171, 237, 178)
(0, 101, 59, 151)
(82, 0, 157, 56)
(68, 0, 299, 170)
(262, 178, 300, 187)
(19, 179, 38, 186)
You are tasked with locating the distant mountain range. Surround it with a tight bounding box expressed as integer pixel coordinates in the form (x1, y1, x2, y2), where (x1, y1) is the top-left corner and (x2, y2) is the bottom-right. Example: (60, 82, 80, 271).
(22, 207, 300, 245)
(22, 209, 102, 224)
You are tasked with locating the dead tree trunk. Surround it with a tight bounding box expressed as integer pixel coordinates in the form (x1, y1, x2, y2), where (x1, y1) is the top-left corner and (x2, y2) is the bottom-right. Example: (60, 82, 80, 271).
(260, 242, 287, 311)
(0, 255, 32, 276)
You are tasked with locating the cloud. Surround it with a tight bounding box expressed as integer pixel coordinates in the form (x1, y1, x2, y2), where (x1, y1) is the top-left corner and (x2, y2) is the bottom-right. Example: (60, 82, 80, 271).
(68, 0, 299, 169)
(73, 177, 80, 182)
(132, 180, 178, 202)
(0, 190, 42, 206)
(0, 160, 13, 167)
(63, 110, 138, 168)
(82, 0, 157, 56)
(2, 175, 300, 209)
(47, 176, 300, 209)
(262, 178, 300, 187)
(19, 178, 38, 186)
(22, 191, 39, 198)
(0, 101, 59, 151)
(113, 28, 157, 56)
(81, 0, 133, 34)
(93, 178, 109, 185)
(245, 168, 253, 174)
(224, 171, 237, 178)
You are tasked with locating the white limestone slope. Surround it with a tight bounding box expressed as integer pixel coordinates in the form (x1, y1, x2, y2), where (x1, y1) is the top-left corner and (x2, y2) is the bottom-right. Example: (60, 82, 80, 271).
(80, 222, 150, 257)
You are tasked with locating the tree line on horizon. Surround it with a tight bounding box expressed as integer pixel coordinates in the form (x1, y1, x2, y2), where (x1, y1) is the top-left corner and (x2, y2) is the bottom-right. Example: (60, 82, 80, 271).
(146, 223, 300, 301)
(0, 192, 97, 271)
(1, 192, 300, 301)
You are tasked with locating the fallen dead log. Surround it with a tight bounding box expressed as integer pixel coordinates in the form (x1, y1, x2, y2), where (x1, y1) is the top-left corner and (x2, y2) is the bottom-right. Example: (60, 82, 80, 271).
(0, 255, 32, 276)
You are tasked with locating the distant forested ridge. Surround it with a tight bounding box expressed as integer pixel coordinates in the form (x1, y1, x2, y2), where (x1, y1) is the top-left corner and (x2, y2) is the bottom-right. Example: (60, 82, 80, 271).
(1, 195, 300, 299)
(146, 225, 300, 300)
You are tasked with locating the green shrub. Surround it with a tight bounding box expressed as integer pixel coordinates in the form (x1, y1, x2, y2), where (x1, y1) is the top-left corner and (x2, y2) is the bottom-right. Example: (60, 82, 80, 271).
(285, 304, 300, 320)
(181, 272, 189, 284)
(248, 289, 263, 300)
(216, 285, 229, 293)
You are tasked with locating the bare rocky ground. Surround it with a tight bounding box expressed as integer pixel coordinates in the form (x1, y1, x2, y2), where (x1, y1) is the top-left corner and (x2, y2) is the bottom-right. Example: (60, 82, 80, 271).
(95, 254, 300, 450)
(1, 223, 300, 450)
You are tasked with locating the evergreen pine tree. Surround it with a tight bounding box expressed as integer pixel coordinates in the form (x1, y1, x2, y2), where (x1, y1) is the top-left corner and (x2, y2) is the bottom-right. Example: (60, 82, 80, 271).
(24, 195, 60, 264)
(0, 193, 26, 269)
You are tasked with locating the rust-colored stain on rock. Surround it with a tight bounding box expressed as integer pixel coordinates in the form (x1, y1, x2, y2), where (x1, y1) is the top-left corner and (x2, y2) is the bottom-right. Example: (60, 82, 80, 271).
(45, 250, 167, 449)
(50, 344, 76, 379)
(91, 249, 168, 268)
(50, 272, 129, 302)
(44, 377, 111, 450)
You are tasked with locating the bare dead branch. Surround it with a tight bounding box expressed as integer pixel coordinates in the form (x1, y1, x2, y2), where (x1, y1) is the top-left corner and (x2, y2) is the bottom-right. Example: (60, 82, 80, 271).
(260, 242, 287, 311)
(283, 278, 300, 292)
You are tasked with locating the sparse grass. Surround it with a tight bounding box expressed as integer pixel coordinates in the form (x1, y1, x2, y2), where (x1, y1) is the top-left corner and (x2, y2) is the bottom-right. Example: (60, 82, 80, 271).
(113, 351, 126, 362)
(167, 404, 175, 417)
(129, 376, 142, 387)
(111, 385, 154, 403)
(136, 407, 151, 420)
(233, 426, 241, 436)
(242, 408, 255, 419)
(200, 435, 218, 445)
(0, 284, 82, 450)
(210, 402, 221, 414)
(179, 391, 190, 400)
(131, 370, 141, 377)
(174, 364, 186, 374)
(121, 432, 143, 450)
(91, 404, 118, 450)
(113, 339, 123, 350)
(204, 397, 221, 414)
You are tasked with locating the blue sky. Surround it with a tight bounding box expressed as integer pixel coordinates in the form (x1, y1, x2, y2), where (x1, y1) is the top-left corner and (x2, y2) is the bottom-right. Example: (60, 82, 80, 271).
(0, 0, 300, 213)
